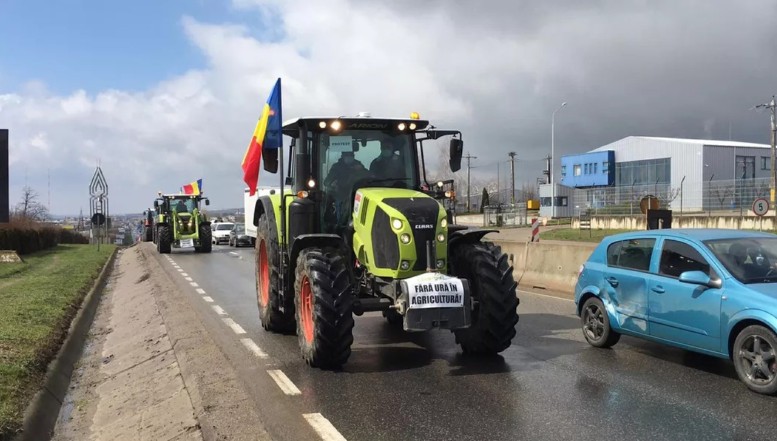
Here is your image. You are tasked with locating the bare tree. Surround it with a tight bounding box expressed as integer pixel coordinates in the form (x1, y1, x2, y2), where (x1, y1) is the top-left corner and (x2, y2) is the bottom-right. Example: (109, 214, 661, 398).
(13, 185, 49, 222)
(713, 184, 735, 207)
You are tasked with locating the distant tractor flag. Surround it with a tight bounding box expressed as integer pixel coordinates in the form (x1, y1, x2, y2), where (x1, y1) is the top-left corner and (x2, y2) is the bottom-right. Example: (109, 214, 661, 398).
(242, 78, 283, 196)
(181, 178, 202, 195)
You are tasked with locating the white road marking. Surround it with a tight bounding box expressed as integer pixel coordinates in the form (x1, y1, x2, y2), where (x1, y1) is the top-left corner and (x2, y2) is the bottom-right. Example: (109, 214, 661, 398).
(229, 251, 239, 257)
(240, 338, 268, 359)
(211, 305, 227, 315)
(222, 318, 246, 334)
(185, 277, 193, 281)
(176, 269, 183, 272)
(181, 272, 188, 277)
(195, 288, 206, 295)
(303, 413, 347, 441)
(190, 282, 199, 287)
(203, 296, 214, 302)
(267, 370, 301, 396)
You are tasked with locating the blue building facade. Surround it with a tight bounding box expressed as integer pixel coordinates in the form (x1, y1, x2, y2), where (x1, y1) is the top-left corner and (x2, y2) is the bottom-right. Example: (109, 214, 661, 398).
(560, 150, 615, 188)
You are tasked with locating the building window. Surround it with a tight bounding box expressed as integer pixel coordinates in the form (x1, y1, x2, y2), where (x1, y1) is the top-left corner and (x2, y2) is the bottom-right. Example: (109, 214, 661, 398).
(584, 164, 589, 174)
(736, 155, 755, 180)
(762, 157, 771, 171)
(574, 164, 582, 176)
(603, 161, 609, 173)
(561, 165, 567, 177)
(593, 163, 598, 174)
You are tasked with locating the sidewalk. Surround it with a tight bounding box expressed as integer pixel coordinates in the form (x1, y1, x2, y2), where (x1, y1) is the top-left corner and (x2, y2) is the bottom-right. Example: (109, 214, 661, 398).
(52, 247, 202, 441)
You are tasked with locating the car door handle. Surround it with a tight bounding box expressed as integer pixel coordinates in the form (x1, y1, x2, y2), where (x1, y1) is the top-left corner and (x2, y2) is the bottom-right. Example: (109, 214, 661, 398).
(652, 286, 665, 294)
(606, 277, 619, 287)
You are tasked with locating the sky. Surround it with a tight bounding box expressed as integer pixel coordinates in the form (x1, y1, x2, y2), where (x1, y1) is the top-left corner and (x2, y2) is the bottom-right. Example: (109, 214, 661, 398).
(2, 0, 777, 215)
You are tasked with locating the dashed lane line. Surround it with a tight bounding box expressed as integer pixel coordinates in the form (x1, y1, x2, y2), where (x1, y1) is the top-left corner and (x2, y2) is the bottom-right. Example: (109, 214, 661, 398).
(177, 269, 184, 272)
(190, 282, 199, 287)
(267, 370, 302, 396)
(196, 288, 206, 295)
(185, 277, 193, 282)
(181, 272, 189, 277)
(240, 338, 268, 359)
(202, 296, 214, 303)
(303, 413, 347, 441)
(222, 318, 246, 334)
(211, 305, 227, 315)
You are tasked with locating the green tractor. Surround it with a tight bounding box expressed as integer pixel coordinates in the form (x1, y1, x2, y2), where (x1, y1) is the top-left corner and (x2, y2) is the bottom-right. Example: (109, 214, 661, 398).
(251, 114, 519, 368)
(153, 193, 213, 254)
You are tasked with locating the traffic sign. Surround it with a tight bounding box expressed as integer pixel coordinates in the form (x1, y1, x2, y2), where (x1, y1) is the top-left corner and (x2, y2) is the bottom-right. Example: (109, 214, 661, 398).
(752, 197, 769, 217)
(91, 213, 106, 226)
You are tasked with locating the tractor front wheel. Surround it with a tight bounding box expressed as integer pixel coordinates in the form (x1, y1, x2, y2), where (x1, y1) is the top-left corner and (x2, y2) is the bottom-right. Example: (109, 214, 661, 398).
(256, 213, 295, 332)
(158, 225, 172, 254)
(294, 248, 354, 368)
(450, 242, 519, 354)
(198, 223, 212, 253)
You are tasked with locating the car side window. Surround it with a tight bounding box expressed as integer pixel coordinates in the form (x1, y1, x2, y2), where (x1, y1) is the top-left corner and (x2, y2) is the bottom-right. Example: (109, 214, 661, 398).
(607, 239, 655, 271)
(659, 239, 710, 278)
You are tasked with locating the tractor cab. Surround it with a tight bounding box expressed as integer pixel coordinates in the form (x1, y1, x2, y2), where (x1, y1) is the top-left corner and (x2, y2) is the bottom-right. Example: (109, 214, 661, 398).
(153, 193, 212, 253)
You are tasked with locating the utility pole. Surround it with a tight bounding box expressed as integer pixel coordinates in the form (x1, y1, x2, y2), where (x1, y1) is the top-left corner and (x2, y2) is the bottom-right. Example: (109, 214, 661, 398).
(508, 152, 517, 205)
(497, 162, 500, 205)
(756, 96, 777, 223)
(464, 153, 477, 212)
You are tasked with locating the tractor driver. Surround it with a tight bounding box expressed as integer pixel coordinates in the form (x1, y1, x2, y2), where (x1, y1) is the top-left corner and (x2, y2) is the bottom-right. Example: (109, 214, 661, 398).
(324, 151, 369, 226)
(369, 138, 405, 181)
(175, 199, 188, 213)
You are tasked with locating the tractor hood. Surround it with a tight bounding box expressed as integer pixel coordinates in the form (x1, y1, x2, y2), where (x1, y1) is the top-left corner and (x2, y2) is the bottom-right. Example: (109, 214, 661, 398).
(352, 188, 447, 276)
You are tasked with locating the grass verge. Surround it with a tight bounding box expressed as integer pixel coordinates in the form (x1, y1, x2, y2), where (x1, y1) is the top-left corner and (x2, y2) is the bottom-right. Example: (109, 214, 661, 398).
(0, 244, 115, 439)
(539, 228, 637, 242)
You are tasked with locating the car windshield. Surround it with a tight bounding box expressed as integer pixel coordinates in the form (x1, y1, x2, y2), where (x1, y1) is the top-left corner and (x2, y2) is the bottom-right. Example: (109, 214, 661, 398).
(217, 223, 234, 231)
(235, 224, 245, 233)
(704, 237, 777, 283)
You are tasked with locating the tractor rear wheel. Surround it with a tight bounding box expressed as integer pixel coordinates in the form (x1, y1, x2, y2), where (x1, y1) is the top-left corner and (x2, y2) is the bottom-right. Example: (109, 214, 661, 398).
(256, 213, 295, 332)
(158, 225, 172, 254)
(197, 223, 212, 253)
(450, 241, 519, 354)
(294, 248, 354, 368)
(143, 226, 153, 242)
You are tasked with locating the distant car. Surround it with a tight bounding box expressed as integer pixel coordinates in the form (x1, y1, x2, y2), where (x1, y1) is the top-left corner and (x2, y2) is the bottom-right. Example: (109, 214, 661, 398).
(575, 228, 777, 395)
(229, 223, 253, 247)
(211, 222, 234, 245)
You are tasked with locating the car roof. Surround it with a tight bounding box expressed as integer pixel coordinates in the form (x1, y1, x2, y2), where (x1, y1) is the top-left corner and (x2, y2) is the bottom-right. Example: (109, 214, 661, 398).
(603, 228, 777, 244)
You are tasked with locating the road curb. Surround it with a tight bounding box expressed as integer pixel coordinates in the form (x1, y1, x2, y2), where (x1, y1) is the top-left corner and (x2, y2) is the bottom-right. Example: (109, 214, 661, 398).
(14, 246, 120, 441)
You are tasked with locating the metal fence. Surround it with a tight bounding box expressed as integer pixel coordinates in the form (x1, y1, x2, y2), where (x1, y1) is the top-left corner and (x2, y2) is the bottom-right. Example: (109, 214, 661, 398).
(570, 177, 773, 217)
(483, 203, 529, 227)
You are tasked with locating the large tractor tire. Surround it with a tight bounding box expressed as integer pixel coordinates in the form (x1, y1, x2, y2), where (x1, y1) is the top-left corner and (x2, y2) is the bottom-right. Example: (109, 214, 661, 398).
(256, 213, 295, 332)
(196, 223, 212, 253)
(143, 226, 153, 242)
(294, 248, 354, 368)
(450, 241, 519, 354)
(157, 225, 172, 254)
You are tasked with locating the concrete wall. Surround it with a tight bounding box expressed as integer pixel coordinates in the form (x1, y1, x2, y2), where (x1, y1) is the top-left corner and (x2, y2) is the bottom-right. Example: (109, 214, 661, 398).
(570, 215, 776, 231)
(496, 240, 596, 295)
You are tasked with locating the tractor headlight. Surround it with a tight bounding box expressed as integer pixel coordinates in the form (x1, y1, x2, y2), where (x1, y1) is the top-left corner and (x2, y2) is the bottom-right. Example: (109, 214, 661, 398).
(409, 123, 417, 130)
(400, 260, 410, 270)
(330, 120, 342, 131)
(437, 233, 445, 242)
(440, 218, 448, 228)
(398, 123, 406, 131)
(436, 259, 445, 269)
(400, 233, 411, 244)
(392, 218, 403, 230)
(318, 121, 327, 129)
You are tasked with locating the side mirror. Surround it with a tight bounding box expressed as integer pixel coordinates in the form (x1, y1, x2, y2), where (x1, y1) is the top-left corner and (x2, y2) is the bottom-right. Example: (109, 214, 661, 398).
(679, 270, 721, 289)
(153, 201, 159, 209)
(205, 199, 210, 206)
(449, 138, 463, 172)
(263, 148, 279, 173)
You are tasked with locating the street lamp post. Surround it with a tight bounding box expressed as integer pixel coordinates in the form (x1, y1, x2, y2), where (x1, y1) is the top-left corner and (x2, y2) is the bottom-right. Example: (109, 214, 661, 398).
(551, 102, 567, 218)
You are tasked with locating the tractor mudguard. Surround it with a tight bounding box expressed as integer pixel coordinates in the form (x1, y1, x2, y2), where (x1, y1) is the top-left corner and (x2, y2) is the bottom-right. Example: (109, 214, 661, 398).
(448, 228, 498, 248)
(289, 234, 348, 272)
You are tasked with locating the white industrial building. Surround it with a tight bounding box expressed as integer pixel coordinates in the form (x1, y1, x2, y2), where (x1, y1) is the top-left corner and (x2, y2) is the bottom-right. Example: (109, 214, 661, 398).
(540, 136, 773, 218)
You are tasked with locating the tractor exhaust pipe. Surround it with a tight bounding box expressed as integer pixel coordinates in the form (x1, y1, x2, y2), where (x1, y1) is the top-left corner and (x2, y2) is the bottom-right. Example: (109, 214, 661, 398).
(426, 240, 435, 272)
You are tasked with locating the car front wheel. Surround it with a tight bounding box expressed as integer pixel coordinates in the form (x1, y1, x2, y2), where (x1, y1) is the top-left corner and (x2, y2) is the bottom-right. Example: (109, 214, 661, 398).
(733, 325, 777, 395)
(581, 297, 620, 348)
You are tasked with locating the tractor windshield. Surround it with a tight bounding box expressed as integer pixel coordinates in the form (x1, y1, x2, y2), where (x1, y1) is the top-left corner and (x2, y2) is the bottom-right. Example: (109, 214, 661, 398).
(317, 130, 418, 230)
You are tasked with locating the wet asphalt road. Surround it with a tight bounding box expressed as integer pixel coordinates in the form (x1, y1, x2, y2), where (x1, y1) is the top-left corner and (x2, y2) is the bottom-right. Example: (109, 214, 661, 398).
(153, 243, 777, 441)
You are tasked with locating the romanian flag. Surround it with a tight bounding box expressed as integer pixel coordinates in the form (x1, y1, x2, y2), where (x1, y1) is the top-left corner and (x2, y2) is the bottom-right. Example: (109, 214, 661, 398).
(182, 178, 202, 195)
(242, 78, 283, 196)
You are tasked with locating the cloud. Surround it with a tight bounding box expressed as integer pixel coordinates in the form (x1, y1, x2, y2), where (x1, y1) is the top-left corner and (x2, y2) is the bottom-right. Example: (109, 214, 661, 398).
(2, 0, 777, 214)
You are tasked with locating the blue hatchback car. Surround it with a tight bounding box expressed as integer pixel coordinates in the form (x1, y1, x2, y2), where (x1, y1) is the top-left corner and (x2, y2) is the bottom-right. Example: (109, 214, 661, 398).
(575, 229, 777, 394)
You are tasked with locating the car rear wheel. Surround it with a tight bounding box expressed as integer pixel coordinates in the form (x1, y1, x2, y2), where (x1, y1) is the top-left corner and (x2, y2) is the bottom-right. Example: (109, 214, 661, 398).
(733, 325, 777, 395)
(581, 297, 620, 348)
